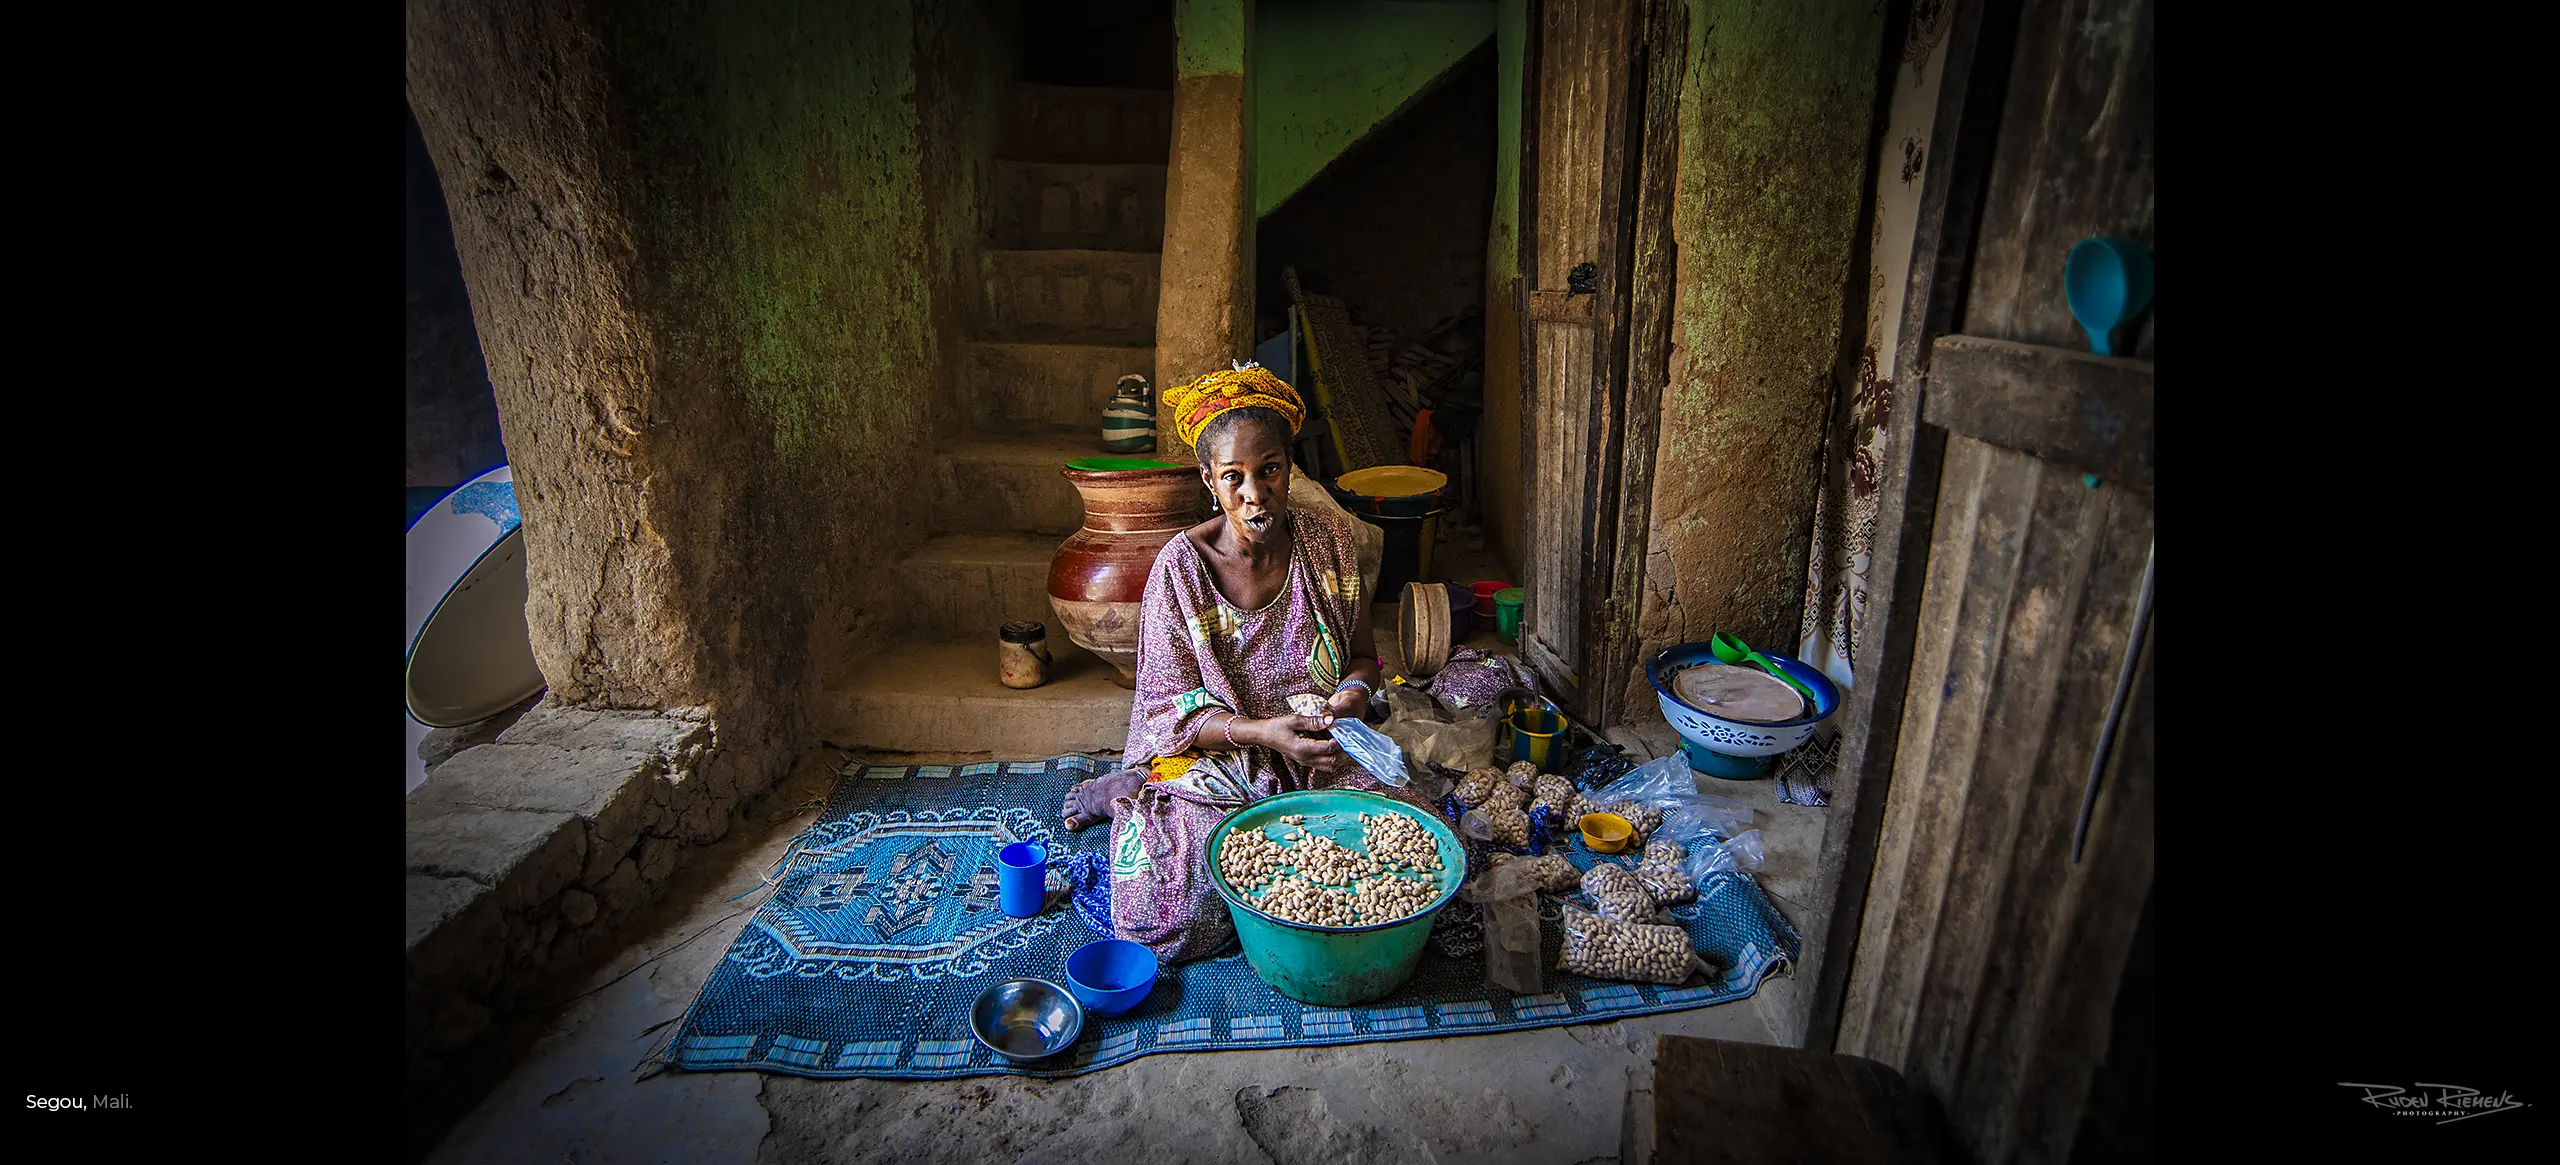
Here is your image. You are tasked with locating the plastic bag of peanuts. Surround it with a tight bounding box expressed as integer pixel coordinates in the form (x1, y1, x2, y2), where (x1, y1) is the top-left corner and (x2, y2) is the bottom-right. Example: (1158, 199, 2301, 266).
(1452, 767, 1504, 808)
(1489, 851, 1582, 894)
(1556, 903, 1705, 986)
(1579, 861, 1666, 923)
(1633, 840, 1698, 905)
(1461, 802, 1532, 848)
(1529, 774, 1577, 833)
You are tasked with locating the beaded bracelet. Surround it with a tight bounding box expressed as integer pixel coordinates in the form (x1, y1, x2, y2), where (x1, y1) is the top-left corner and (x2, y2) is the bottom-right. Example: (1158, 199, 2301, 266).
(1220, 712, 1240, 750)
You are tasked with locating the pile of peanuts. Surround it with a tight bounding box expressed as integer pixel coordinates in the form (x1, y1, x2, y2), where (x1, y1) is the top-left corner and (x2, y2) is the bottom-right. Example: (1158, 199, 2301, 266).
(1219, 809, 1450, 928)
(1579, 861, 1666, 924)
(1558, 903, 1699, 985)
(1634, 840, 1697, 905)
(1359, 810, 1446, 873)
(1218, 821, 1293, 889)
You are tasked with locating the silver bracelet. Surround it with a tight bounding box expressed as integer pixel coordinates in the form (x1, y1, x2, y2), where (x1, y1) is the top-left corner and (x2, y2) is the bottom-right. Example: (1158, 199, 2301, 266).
(1336, 679, 1372, 696)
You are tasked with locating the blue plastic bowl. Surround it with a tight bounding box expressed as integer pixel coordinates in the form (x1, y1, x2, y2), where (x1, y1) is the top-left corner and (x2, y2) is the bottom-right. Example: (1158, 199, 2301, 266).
(1647, 642, 1840, 776)
(1063, 938, 1159, 1017)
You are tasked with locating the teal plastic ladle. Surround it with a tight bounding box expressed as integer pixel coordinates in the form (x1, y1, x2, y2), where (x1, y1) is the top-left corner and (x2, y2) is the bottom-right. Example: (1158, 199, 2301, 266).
(2064, 237, 2154, 357)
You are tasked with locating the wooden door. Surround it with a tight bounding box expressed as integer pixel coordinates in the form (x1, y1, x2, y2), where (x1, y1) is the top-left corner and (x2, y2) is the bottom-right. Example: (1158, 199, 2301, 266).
(1824, 2, 2155, 1163)
(1518, 0, 1638, 713)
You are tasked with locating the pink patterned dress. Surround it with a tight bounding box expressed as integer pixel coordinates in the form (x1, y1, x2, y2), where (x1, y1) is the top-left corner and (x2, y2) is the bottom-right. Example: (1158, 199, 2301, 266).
(1104, 505, 1443, 963)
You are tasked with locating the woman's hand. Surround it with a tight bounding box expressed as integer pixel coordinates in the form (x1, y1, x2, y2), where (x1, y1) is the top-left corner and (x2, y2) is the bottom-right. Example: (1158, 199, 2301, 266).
(1247, 714, 1350, 776)
(1323, 686, 1369, 723)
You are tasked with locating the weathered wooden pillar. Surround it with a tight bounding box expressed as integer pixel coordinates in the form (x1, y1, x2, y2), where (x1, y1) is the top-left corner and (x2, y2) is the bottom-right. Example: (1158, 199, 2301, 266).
(1156, 0, 1257, 464)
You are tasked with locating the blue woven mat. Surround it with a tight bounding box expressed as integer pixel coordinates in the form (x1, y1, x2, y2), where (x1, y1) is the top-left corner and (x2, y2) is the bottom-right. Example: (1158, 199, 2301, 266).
(660, 754, 1800, 1079)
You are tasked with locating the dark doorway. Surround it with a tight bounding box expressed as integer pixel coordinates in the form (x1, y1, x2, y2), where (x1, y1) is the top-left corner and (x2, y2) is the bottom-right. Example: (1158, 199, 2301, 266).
(1255, 41, 1497, 504)
(1016, 0, 1175, 89)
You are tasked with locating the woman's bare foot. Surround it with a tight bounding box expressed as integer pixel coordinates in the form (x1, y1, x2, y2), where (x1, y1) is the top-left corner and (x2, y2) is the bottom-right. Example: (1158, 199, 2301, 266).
(1060, 768, 1147, 832)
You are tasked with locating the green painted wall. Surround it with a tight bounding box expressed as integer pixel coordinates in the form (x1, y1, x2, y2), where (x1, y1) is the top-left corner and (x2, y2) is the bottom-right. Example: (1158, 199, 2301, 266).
(1488, 0, 1523, 284)
(1254, 0, 1495, 218)
(1177, 0, 1251, 76)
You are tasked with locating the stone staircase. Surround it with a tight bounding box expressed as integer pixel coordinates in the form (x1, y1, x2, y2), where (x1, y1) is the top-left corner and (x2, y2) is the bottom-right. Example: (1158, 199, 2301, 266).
(826, 82, 1177, 757)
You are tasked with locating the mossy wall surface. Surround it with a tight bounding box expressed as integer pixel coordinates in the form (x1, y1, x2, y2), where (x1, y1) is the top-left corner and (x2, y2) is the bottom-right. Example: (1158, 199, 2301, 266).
(590, 0, 1004, 764)
(1625, 0, 1885, 716)
(1254, 0, 1494, 218)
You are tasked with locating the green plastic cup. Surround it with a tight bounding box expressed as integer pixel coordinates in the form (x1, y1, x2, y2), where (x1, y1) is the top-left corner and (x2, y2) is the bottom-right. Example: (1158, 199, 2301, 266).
(1493, 588, 1525, 643)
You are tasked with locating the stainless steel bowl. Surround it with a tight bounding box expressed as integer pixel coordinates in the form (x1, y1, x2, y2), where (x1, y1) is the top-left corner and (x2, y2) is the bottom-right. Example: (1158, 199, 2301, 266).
(968, 978, 1085, 1061)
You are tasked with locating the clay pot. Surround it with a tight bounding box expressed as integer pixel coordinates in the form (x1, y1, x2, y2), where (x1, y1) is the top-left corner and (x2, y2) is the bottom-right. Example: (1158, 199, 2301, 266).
(1049, 459, 1201, 688)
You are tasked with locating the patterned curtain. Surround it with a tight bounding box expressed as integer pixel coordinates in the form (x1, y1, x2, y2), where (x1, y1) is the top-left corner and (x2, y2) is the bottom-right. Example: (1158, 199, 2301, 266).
(1794, 4, 1958, 703)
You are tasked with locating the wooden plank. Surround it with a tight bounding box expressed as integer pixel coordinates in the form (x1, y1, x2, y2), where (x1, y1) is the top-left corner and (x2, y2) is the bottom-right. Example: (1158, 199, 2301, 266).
(1839, 435, 2019, 1067)
(1576, 0, 1644, 724)
(1526, 290, 1593, 324)
(1839, 434, 2156, 1162)
(1894, 444, 2127, 1100)
(1962, 0, 2155, 358)
(1943, 484, 2151, 1164)
(1653, 1035, 1944, 1165)
(1593, 0, 1685, 726)
(1923, 334, 2153, 490)
(1812, 0, 2026, 1055)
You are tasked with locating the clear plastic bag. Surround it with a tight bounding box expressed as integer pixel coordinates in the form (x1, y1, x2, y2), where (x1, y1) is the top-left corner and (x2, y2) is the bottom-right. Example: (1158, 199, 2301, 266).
(1579, 861, 1664, 923)
(1590, 755, 1697, 807)
(1632, 840, 1696, 906)
(1459, 802, 1530, 847)
(1465, 858, 1545, 994)
(1453, 766, 1504, 807)
(1683, 829, 1766, 885)
(1331, 716, 1413, 787)
(1660, 794, 1755, 844)
(1490, 851, 1581, 893)
(1557, 903, 1698, 985)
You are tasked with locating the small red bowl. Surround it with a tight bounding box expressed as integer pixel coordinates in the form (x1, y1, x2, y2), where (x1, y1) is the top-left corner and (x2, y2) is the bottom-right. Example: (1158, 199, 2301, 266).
(1471, 580, 1516, 617)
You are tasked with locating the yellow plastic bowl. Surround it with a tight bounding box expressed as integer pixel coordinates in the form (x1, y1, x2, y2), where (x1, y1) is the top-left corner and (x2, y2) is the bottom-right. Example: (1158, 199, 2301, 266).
(1580, 812, 1633, 854)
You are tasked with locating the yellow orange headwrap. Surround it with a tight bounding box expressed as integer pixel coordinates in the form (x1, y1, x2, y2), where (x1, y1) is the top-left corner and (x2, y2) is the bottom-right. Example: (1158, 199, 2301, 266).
(1163, 362, 1305, 451)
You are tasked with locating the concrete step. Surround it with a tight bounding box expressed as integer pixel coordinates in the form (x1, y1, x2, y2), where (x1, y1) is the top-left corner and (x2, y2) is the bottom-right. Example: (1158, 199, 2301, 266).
(980, 249, 1161, 345)
(959, 341, 1158, 435)
(822, 636, 1133, 758)
(994, 161, 1167, 252)
(893, 532, 1064, 639)
(932, 431, 1093, 536)
(1004, 83, 1173, 164)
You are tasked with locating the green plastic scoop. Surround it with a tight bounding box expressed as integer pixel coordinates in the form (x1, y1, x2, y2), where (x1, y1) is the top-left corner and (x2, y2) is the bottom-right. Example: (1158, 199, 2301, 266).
(1708, 632, 1819, 705)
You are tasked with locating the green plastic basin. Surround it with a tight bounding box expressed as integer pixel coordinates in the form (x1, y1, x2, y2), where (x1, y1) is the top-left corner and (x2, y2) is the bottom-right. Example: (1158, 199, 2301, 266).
(1206, 789, 1465, 1007)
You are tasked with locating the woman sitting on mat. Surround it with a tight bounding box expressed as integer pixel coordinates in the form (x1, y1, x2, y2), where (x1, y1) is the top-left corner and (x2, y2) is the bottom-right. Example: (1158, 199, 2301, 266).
(1058, 363, 1445, 964)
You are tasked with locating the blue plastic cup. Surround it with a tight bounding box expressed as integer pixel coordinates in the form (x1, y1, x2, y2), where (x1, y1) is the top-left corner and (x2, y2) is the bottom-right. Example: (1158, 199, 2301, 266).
(997, 841, 1047, 918)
